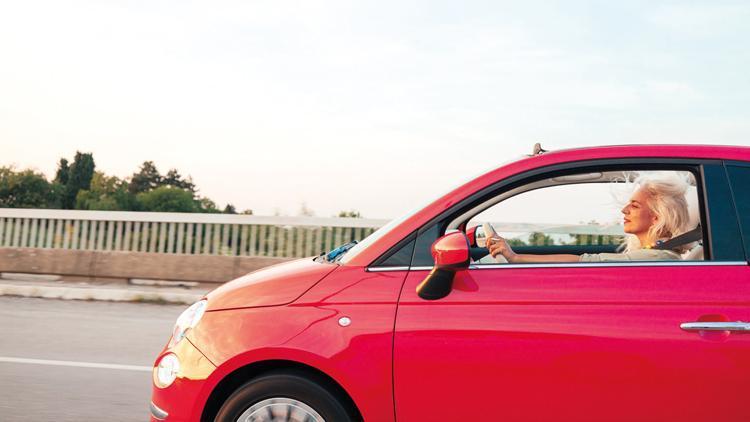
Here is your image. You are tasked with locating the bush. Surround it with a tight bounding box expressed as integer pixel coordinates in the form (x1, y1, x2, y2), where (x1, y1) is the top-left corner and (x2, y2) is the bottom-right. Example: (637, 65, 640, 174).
(0, 167, 54, 208)
(137, 186, 197, 213)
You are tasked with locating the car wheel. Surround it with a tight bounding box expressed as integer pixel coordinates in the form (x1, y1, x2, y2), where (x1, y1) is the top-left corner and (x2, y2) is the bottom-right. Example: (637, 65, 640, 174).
(215, 370, 354, 422)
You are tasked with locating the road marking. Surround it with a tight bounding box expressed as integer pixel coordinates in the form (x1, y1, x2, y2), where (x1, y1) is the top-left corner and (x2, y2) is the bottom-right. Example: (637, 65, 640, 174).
(0, 356, 152, 372)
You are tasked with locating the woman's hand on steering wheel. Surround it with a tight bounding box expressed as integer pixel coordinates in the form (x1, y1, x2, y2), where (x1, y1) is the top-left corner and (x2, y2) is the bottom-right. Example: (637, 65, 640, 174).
(488, 236, 515, 262)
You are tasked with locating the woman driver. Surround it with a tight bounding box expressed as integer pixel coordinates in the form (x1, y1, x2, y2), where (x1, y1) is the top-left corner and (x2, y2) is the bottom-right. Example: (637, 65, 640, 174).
(487, 177, 693, 263)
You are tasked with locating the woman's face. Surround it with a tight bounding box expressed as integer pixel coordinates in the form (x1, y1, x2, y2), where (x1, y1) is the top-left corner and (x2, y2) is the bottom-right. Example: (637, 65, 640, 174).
(621, 187, 657, 235)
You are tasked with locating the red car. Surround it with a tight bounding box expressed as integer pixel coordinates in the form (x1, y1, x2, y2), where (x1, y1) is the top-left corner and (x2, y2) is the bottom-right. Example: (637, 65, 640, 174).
(150, 145, 750, 422)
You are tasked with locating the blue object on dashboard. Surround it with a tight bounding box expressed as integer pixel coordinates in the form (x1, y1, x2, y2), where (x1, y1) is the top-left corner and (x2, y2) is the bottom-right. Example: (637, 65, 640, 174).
(326, 241, 358, 262)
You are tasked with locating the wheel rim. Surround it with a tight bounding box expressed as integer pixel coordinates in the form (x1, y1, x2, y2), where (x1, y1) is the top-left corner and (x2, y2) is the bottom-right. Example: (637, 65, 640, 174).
(237, 397, 325, 422)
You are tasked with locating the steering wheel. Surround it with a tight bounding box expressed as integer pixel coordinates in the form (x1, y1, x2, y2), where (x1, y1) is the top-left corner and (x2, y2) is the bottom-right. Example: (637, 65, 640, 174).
(470, 222, 508, 263)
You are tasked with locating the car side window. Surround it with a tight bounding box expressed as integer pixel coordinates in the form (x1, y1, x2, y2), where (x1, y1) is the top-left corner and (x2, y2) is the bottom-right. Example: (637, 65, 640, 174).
(726, 164, 750, 261)
(467, 170, 705, 264)
(469, 182, 627, 252)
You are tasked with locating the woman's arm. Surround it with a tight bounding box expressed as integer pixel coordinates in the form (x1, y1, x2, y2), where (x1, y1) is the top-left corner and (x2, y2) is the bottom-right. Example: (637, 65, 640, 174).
(488, 237, 580, 263)
(507, 253, 580, 263)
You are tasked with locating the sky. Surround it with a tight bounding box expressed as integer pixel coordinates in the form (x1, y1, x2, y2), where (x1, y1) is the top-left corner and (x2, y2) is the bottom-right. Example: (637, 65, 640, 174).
(1, 0, 749, 219)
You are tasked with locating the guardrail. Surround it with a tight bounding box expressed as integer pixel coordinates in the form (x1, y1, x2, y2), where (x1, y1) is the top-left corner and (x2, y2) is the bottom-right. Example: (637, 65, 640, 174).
(0, 209, 625, 258)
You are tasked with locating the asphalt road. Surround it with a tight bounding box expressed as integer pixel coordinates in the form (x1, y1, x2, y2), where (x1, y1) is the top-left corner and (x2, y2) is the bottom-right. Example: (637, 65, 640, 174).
(0, 296, 185, 421)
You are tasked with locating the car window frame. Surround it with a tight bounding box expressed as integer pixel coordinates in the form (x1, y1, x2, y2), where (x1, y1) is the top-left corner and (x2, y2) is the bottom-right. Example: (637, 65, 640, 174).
(391, 158, 745, 270)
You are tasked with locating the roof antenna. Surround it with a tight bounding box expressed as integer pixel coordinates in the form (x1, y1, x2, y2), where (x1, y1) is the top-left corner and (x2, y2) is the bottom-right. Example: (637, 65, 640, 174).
(532, 142, 548, 156)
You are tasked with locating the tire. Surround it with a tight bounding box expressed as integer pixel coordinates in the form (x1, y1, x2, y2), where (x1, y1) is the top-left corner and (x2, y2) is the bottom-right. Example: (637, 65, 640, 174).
(215, 370, 354, 422)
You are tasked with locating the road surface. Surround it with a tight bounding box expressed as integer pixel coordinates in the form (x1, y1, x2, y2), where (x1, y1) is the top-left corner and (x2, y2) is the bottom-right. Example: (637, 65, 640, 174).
(0, 296, 185, 421)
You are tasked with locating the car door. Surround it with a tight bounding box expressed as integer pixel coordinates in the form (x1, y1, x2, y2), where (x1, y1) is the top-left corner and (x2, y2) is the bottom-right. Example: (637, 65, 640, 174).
(393, 163, 750, 422)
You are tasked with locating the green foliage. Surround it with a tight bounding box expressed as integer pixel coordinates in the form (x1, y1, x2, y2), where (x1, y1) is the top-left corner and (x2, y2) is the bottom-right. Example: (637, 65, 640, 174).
(163, 168, 196, 193)
(137, 186, 197, 213)
(48, 182, 66, 208)
(197, 197, 220, 213)
(53, 158, 69, 185)
(337, 209, 362, 218)
(1, 154, 239, 214)
(566, 233, 624, 246)
(506, 231, 624, 247)
(75, 172, 139, 211)
(129, 161, 162, 194)
(528, 232, 555, 246)
(129, 162, 197, 195)
(0, 167, 54, 208)
(499, 232, 556, 247)
(62, 152, 95, 209)
(506, 237, 528, 246)
(90, 171, 121, 193)
(76, 190, 119, 210)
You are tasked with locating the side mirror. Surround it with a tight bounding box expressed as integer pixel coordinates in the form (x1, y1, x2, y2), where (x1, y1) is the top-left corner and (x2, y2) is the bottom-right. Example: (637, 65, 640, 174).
(416, 232, 470, 300)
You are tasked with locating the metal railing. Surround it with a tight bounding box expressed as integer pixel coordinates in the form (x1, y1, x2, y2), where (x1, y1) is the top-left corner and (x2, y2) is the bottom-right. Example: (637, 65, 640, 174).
(0, 209, 386, 258)
(0, 209, 625, 258)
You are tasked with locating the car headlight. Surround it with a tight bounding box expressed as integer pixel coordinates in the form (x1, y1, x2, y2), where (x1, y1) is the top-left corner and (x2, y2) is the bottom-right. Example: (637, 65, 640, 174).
(155, 353, 180, 388)
(168, 299, 207, 349)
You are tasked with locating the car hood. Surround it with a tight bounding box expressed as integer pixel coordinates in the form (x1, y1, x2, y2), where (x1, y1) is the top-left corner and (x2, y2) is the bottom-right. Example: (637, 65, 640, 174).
(205, 258, 338, 311)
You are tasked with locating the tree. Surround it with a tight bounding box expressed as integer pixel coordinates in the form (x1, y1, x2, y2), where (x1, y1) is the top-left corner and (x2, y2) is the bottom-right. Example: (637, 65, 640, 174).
(528, 232, 555, 246)
(196, 197, 220, 213)
(506, 237, 528, 247)
(337, 209, 362, 218)
(1, 155, 230, 214)
(75, 190, 119, 210)
(163, 168, 196, 193)
(53, 158, 70, 185)
(241, 209, 253, 215)
(62, 152, 95, 209)
(75, 172, 139, 211)
(48, 182, 66, 208)
(137, 186, 197, 213)
(0, 167, 53, 208)
(129, 161, 162, 194)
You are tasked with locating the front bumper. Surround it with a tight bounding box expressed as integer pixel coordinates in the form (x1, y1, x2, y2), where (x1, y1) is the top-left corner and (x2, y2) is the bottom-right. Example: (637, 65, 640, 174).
(150, 401, 169, 420)
(150, 338, 216, 421)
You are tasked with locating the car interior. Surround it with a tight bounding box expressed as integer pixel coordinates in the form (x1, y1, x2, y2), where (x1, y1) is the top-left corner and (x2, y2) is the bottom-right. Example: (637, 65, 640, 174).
(448, 169, 705, 264)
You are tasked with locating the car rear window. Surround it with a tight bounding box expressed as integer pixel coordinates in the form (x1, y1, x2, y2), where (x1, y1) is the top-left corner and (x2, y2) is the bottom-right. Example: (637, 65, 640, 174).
(726, 164, 750, 260)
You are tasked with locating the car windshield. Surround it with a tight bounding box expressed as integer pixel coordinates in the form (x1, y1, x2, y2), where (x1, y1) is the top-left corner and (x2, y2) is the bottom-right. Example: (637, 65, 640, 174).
(337, 156, 525, 265)
(334, 203, 424, 265)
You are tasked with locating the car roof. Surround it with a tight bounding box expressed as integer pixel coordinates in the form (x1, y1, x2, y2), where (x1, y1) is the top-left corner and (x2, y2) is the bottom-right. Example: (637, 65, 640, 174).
(537, 144, 750, 162)
(474, 144, 749, 197)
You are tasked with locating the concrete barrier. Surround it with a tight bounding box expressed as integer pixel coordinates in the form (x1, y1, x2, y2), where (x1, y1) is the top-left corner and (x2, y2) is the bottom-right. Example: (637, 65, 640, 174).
(0, 248, 293, 284)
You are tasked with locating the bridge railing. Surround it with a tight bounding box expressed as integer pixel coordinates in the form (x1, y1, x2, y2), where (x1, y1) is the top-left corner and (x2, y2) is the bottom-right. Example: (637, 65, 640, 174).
(0, 209, 387, 258)
(0, 209, 625, 258)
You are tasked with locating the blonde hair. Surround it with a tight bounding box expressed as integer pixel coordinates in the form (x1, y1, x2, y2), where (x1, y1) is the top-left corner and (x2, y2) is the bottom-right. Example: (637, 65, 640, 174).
(623, 175, 693, 253)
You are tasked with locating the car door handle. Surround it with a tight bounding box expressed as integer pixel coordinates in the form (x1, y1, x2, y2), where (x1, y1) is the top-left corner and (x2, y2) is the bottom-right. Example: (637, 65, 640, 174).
(680, 321, 750, 332)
